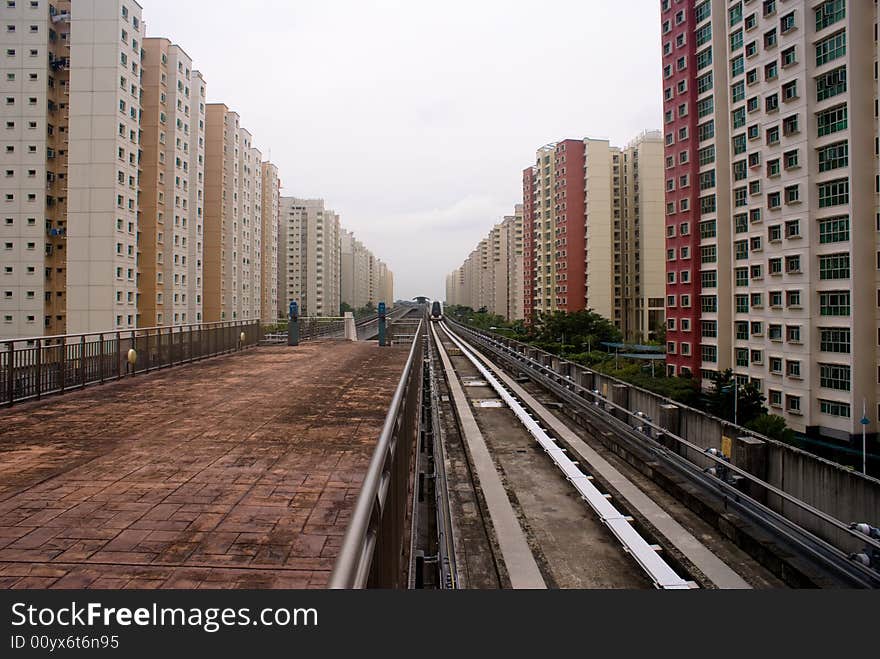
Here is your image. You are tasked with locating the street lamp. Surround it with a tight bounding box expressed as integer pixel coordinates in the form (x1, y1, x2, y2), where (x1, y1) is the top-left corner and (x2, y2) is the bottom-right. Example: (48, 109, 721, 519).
(860, 398, 870, 475)
(722, 381, 739, 426)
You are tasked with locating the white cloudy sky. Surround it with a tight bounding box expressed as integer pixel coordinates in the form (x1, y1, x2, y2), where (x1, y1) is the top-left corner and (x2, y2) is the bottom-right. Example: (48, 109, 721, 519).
(143, 0, 663, 301)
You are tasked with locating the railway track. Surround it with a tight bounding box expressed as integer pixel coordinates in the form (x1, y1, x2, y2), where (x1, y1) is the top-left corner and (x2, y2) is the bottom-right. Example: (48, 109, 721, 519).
(425, 319, 794, 589)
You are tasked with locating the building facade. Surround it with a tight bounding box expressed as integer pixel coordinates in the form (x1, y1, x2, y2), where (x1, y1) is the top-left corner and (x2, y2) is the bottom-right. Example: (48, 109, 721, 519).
(139, 38, 202, 328)
(660, 0, 878, 441)
(518, 132, 666, 340)
(260, 161, 279, 321)
(279, 197, 341, 317)
(446, 205, 525, 322)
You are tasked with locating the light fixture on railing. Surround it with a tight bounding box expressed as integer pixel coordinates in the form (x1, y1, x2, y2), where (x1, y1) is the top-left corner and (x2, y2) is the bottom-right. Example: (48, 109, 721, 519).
(127, 348, 137, 367)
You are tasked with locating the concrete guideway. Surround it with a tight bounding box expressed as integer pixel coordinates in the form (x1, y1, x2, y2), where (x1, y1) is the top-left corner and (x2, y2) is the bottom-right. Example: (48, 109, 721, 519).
(0, 341, 409, 589)
(440, 322, 752, 590)
(431, 323, 547, 589)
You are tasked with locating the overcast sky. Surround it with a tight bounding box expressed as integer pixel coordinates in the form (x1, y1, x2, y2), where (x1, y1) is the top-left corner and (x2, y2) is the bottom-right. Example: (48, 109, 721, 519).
(143, 0, 663, 301)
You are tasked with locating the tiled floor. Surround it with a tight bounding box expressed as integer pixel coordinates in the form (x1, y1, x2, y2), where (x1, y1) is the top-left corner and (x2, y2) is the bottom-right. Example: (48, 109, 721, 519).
(0, 342, 408, 589)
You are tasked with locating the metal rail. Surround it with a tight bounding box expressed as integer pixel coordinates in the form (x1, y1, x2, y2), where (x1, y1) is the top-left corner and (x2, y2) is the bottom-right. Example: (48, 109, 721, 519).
(440, 323, 691, 589)
(2, 320, 261, 406)
(330, 319, 426, 589)
(448, 319, 880, 588)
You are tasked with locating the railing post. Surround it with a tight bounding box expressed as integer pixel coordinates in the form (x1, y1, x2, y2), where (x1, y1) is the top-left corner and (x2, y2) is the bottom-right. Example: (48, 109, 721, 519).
(98, 334, 104, 384)
(59, 337, 66, 393)
(189, 325, 194, 363)
(116, 331, 122, 380)
(5, 341, 12, 405)
(34, 338, 42, 401)
(130, 330, 137, 375)
(79, 335, 86, 389)
(157, 327, 163, 369)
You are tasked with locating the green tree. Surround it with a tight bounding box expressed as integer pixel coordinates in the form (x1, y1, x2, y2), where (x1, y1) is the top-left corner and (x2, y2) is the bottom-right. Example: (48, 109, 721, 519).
(340, 302, 354, 315)
(706, 369, 767, 426)
(746, 414, 796, 445)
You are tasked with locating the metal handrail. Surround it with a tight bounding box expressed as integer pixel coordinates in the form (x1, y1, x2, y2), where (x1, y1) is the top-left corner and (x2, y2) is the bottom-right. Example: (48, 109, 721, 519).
(4, 319, 259, 345)
(330, 319, 425, 588)
(2, 320, 261, 406)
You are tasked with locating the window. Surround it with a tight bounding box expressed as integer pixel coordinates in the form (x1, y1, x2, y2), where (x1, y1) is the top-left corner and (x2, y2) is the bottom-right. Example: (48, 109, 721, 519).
(766, 126, 779, 145)
(700, 220, 716, 240)
(815, 0, 845, 31)
(818, 141, 848, 172)
(818, 216, 849, 244)
(735, 213, 748, 233)
(820, 328, 850, 354)
(816, 31, 846, 66)
(698, 145, 715, 166)
(701, 270, 718, 289)
(816, 66, 846, 101)
(764, 27, 777, 48)
(696, 48, 713, 70)
(769, 325, 783, 342)
(701, 295, 718, 313)
(702, 345, 718, 364)
(767, 159, 780, 177)
(731, 55, 744, 77)
(817, 104, 847, 137)
(783, 114, 799, 136)
(733, 134, 747, 154)
(819, 253, 850, 280)
(820, 291, 849, 316)
(785, 185, 799, 204)
(765, 61, 778, 81)
(701, 245, 717, 264)
(787, 361, 802, 378)
(735, 267, 749, 287)
(769, 257, 783, 275)
(820, 400, 850, 418)
(700, 195, 716, 216)
(787, 396, 802, 414)
(785, 256, 801, 275)
(784, 150, 799, 169)
(780, 11, 796, 34)
(785, 220, 800, 238)
(697, 72, 713, 94)
(768, 191, 781, 209)
(782, 80, 797, 101)
(731, 81, 745, 103)
(820, 364, 850, 391)
(766, 94, 779, 113)
(698, 120, 715, 142)
(781, 46, 797, 67)
(696, 23, 712, 47)
(818, 178, 848, 208)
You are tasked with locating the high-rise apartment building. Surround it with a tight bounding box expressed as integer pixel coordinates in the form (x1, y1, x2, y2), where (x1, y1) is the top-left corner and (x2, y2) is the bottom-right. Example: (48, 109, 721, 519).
(260, 161, 279, 321)
(279, 197, 341, 317)
(446, 206, 525, 322)
(66, 0, 143, 334)
(1, 0, 146, 338)
(204, 104, 263, 323)
(520, 133, 665, 340)
(340, 228, 392, 310)
(139, 38, 202, 328)
(1, 0, 70, 337)
(660, 0, 878, 441)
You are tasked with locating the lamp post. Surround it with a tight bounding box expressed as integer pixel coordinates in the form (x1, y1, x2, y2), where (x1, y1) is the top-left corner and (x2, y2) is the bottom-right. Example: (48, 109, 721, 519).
(861, 398, 870, 475)
(722, 381, 739, 426)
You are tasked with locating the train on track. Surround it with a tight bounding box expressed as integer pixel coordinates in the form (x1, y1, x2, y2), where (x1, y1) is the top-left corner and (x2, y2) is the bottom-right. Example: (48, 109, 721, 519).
(430, 300, 444, 322)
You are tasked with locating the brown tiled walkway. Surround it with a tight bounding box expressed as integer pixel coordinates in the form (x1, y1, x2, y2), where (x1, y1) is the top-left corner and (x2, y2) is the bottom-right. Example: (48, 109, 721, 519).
(0, 342, 408, 589)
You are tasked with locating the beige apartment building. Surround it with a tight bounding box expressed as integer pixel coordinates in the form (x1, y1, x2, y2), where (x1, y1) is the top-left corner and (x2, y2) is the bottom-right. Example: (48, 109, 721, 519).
(66, 0, 144, 334)
(203, 104, 264, 323)
(260, 161, 279, 321)
(139, 38, 203, 328)
(341, 228, 394, 310)
(0, 0, 146, 338)
(446, 206, 524, 322)
(1, 0, 71, 338)
(279, 197, 341, 317)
